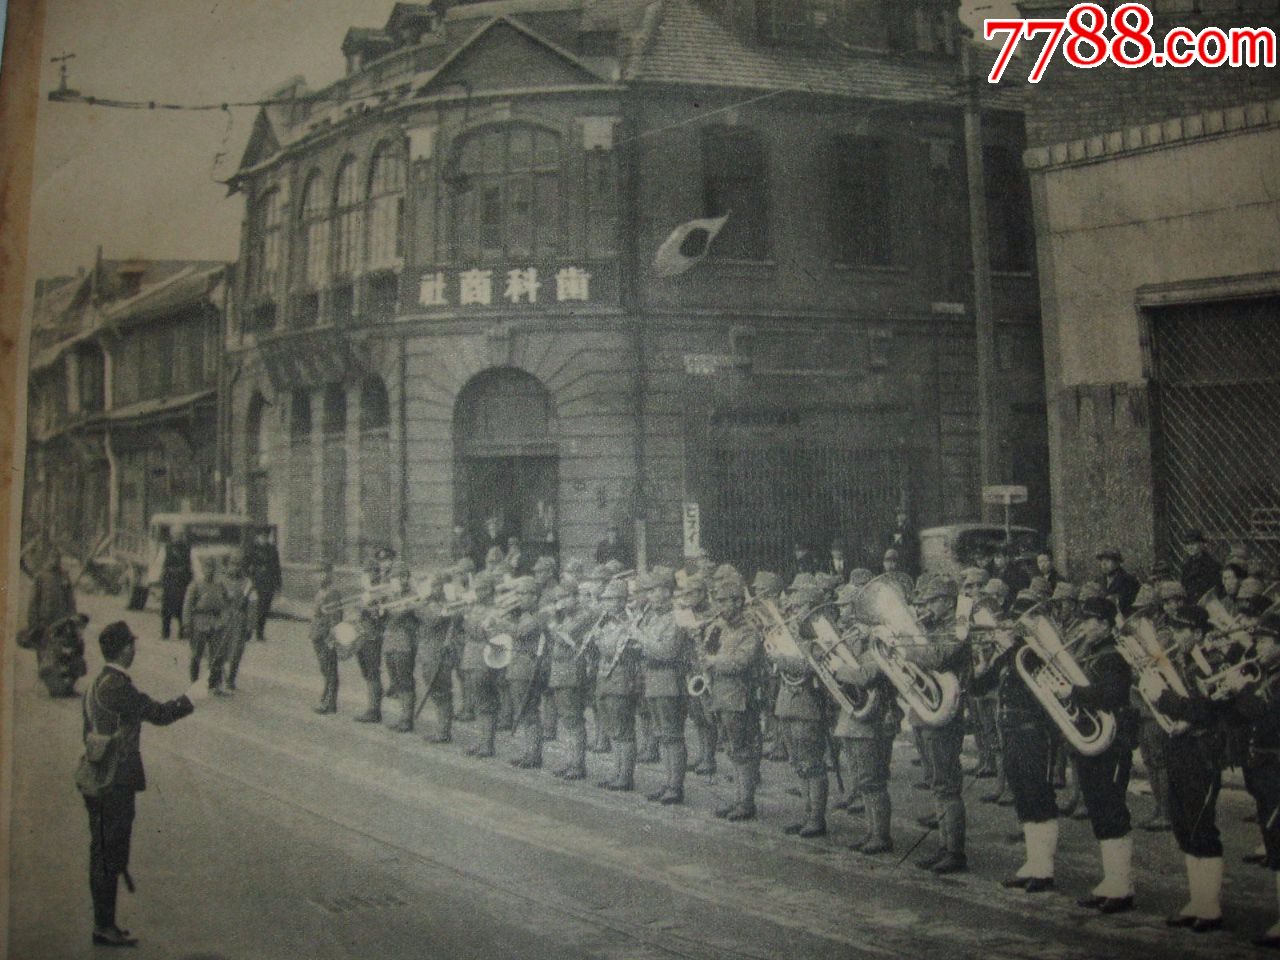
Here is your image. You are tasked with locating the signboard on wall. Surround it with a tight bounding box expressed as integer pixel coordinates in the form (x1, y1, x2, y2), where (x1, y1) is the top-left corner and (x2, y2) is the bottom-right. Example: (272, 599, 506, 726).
(682, 501, 702, 557)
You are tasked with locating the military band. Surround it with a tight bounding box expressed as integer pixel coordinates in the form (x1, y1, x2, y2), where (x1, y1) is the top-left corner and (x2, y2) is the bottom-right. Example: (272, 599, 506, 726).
(237, 534, 1280, 949)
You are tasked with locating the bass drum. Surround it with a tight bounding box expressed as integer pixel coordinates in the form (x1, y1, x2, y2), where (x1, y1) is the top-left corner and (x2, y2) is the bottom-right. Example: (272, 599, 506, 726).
(330, 619, 369, 661)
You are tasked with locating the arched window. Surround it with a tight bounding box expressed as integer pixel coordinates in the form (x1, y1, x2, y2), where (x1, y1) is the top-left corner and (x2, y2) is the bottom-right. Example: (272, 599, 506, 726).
(248, 188, 282, 301)
(367, 142, 406, 271)
(244, 392, 269, 522)
(333, 157, 362, 281)
(451, 124, 561, 261)
(299, 171, 329, 291)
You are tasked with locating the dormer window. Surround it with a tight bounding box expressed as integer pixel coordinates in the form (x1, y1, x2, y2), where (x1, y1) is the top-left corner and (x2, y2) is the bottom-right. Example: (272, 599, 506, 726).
(755, 0, 834, 46)
(384, 3, 440, 50)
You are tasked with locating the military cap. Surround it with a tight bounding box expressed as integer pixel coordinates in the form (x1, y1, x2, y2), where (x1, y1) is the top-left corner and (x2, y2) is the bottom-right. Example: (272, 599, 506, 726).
(453, 557, 476, 575)
(375, 545, 397, 561)
(99, 620, 138, 659)
(981, 578, 1009, 601)
(485, 546, 505, 564)
(848, 568, 874, 587)
(1027, 576, 1051, 600)
(1095, 547, 1123, 562)
(789, 572, 817, 593)
(578, 580, 601, 600)
(674, 573, 706, 598)
(883, 548, 900, 561)
(640, 566, 676, 591)
(710, 568, 746, 599)
(472, 573, 497, 597)
(1168, 603, 1209, 632)
(1157, 580, 1186, 602)
(835, 583, 860, 607)
(602, 559, 625, 576)
(584, 564, 609, 583)
(601, 578, 629, 600)
(1079, 597, 1118, 624)
(712, 563, 741, 583)
(1255, 610, 1280, 639)
(1077, 582, 1104, 601)
(752, 570, 782, 594)
(1240, 577, 1266, 600)
(1184, 528, 1206, 544)
(1131, 583, 1156, 611)
(814, 572, 841, 593)
(1013, 587, 1041, 606)
(510, 576, 538, 596)
(918, 576, 958, 603)
(564, 557, 587, 579)
(1050, 582, 1078, 601)
(533, 555, 558, 573)
(961, 566, 990, 588)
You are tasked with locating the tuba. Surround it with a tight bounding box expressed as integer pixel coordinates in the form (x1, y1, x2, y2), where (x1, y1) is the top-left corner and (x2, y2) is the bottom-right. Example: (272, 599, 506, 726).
(1015, 608, 1117, 757)
(753, 598, 812, 687)
(811, 614, 881, 720)
(1114, 616, 1190, 735)
(850, 575, 960, 727)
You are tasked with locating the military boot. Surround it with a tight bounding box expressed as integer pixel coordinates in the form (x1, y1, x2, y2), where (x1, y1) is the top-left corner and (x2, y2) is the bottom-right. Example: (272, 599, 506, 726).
(467, 714, 496, 757)
(931, 800, 968, 874)
(512, 719, 543, 768)
(542, 693, 559, 742)
(426, 699, 453, 743)
(661, 741, 687, 804)
(800, 776, 828, 838)
(784, 780, 812, 835)
(353, 680, 382, 723)
(727, 762, 758, 821)
(390, 691, 415, 733)
(648, 746, 673, 801)
(858, 793, 894, 855)
(637, 711, 660, 764)
(695, 724, 719, 776)
(561, 725, 588, 781)
(605, 742, 636, 791)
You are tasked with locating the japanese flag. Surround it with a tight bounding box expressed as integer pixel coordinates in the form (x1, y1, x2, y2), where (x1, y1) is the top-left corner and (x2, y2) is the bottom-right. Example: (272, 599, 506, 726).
(651, 214, 729, 279)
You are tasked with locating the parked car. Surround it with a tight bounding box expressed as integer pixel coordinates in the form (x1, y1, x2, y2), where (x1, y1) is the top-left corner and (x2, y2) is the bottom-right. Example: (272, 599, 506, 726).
(116, 512, 277, 610)
(918, 524, 1043, 580)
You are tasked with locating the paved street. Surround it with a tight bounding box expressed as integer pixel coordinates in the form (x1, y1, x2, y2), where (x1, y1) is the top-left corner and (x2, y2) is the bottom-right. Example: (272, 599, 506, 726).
(8, 588, 1277, 959)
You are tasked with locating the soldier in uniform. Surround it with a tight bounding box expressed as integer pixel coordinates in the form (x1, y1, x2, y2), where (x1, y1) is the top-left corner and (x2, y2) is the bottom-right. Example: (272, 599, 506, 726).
(770, 580, 831, 838)
(755, 571, 788, 763)
(1096, 548, 1141, 618)
(506, 577, 550, 769)
(159, 527, 193, 640)
(532, 556, 561, 742)
(310, 563, 342, 714)
(638, 567, 689, 804)
(833, 579, 901, 853)
(381, 564, 421, 734)
(182, 559, 230, 692)
(677, 571, 718, 775)
(1070, 598, 1139, 916)
(1237, 611, 1280, 947)
(906, 575, 969, 874)
(417, 575, 460, 742)
(460, 574, 500, 757)
(969, 594, 1059, 893)
(221, 558, 259, 694)
(1154, 603, 1234, 931)
(354, 548, 395, 724)
(705, 566, 765, 822)
(595, 577, 642, 791)
(547, 583, 593, 780)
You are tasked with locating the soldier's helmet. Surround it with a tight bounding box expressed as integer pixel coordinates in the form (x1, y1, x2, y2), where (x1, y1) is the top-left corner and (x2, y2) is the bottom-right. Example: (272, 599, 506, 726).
(472, 573, 496, 600)
(847, 568, 874, 588)
(601, 578, 628, 601)
(752, 570, 782, 596)
(710, 566, 746, 600)
(641, 566, 676, 592)
(1050, 582, 1078, 602)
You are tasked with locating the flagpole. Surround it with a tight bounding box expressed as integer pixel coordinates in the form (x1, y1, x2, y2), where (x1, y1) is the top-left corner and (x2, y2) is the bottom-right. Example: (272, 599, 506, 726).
(621, 107, 648, 573)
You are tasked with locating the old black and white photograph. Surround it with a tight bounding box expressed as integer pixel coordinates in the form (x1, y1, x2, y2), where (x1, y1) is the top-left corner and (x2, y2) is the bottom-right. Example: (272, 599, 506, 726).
(3, 0, 1280, 956)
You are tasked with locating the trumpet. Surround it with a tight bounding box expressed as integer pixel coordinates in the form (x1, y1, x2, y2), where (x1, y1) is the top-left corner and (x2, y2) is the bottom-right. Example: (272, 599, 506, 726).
(686, 622, 723, 698)
(1190, 631, 1262, 701)
(318, 581, 399, 616)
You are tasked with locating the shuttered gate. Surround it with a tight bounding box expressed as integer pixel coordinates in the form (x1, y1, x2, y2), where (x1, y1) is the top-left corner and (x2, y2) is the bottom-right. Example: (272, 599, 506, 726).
(1151, 296, 1280, 564)
(695, 440, 903, 576)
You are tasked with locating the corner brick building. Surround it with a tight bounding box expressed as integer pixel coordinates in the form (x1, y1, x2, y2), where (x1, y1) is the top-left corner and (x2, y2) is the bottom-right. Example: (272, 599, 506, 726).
(224, 0, 1046, 593)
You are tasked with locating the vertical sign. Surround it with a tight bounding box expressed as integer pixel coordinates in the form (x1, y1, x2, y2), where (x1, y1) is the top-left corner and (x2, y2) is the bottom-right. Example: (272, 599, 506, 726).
(682, 502, 702, 558)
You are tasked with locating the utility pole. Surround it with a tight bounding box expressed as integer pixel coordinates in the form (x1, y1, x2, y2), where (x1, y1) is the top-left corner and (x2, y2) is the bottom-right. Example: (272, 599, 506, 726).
(962, 40, 999, 522)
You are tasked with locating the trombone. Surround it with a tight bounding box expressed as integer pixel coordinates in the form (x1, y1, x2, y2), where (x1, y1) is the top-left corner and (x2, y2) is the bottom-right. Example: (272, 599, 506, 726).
(318, 581, 400, 616)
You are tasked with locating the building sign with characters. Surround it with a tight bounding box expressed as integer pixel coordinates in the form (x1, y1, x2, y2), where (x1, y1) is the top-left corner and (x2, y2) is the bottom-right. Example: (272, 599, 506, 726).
(416, 261, 619, 312)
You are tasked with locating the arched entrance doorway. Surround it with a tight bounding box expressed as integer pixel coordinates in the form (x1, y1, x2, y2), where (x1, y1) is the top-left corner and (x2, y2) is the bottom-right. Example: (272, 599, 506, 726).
(454, 368, 559, 568)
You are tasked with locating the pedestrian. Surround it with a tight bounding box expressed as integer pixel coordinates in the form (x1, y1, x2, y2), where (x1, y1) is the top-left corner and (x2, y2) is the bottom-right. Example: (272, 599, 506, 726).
(888, 508, 919, 578)
(77, 621, 197, 948)
(311, 563, 342, 715)
(159, 527, 192, 640)
(182, 558, 230, 692)
(594, 523, 634, 568)
(1179, 529, 1219, 603)
(221, 558, 259, 693)
(1094, 548, 1140, 617)
(245, 529, 282, 642)
(827, 540, 849, 581)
